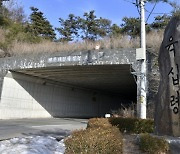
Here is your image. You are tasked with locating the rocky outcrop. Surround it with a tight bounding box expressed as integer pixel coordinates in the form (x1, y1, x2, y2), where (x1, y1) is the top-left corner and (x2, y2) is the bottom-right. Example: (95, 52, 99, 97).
(0, 49, 5, 58)
(155, 16, 180, 137)
(146, 50, 160, 118)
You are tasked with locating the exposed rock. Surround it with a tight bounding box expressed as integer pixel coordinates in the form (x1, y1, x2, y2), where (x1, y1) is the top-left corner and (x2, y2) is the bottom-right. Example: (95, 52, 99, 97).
(146, 50, 160, 118)
(155, 16, 180, 137)
(0, 49, 5, 58)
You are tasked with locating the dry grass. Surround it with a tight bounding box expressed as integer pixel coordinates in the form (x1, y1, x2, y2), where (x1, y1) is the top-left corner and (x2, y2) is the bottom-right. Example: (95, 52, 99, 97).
(8, 36, 141, 56)
(9, 41, 96, 55)
(146, 30, 164, 54)
(1, 30, 164, 56)
(0, 29, 6, 42)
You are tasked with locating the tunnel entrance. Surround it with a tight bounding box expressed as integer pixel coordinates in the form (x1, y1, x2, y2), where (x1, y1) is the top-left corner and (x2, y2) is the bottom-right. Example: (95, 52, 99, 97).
(0, 64, 137, 119)
(16, 64, 137, 101)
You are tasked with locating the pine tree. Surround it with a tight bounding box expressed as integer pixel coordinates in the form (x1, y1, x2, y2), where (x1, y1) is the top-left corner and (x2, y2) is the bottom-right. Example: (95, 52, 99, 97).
(56, 14, 79, 42)
(121, 17, 141, 38)
(151, 15, 171, 30)
(96, 17, 111, 37)
(110, 24, 122, 37)
(79, 10, 98, 41)
(79, 10, 111, 41)
(56, 10, 111, 42)
(121, 17, 151, 38)
(28, 7, 56, 40)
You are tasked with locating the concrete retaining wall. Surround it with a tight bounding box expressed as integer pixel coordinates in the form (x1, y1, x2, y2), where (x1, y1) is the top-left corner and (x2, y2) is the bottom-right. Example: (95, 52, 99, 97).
(0, 72, 126, 119)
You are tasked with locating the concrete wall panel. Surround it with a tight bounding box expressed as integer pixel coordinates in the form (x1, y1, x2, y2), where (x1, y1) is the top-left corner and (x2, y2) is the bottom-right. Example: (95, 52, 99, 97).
(0, 72, 127, 119)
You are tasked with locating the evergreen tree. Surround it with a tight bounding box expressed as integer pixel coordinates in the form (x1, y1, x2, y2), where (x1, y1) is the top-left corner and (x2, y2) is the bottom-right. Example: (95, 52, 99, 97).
(121, 17, 141, 38)
(151, 15, 171, 30)
(56, 14, 79, 42)
(79, 10, 99, 41)
(28, 7, 56, 40)
(147, 0, 179, 17)
(96, 17, 111, 37)
(148, 0, 179, 30)
(79, 10, 111, 41)
(110, 24, 122, 37)
(56, 10, 111, 42)
(121, 17, 151, 38)
(169, 1, 180, 17)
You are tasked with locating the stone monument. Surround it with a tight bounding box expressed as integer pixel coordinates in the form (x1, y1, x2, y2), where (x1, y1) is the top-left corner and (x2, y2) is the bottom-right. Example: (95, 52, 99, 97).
(155, 16, 180, 137)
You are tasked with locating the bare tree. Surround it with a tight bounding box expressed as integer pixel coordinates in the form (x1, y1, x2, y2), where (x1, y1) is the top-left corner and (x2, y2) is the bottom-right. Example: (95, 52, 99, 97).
(3, 0, 26, 23)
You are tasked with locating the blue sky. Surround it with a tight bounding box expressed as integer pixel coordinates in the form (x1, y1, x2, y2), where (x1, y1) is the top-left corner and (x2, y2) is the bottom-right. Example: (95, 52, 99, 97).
(15, 0, 175, 28)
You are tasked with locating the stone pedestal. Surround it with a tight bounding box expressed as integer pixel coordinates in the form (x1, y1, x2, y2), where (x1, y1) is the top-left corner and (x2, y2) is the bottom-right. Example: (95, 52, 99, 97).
(155, 16, 180, 137)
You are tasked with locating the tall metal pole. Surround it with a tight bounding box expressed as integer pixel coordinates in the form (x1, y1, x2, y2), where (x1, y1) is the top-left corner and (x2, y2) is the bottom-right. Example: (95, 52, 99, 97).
(139, 0, 147, 119)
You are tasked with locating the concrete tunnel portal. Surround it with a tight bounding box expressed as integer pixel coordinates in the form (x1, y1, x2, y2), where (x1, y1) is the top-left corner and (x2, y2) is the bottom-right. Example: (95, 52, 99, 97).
(15, 64, 137, 100)
(0, 49, 138, 119)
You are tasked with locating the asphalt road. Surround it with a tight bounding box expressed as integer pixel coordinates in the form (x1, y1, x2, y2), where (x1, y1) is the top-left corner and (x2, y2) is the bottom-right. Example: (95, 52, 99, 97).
(0, 118, 88, 140)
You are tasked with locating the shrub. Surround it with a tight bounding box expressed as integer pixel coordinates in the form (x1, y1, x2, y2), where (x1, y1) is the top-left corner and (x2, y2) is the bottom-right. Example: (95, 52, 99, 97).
(65, 118, 123, 154)
(87, 118, 112, 129)
(139, 133, 169, 154)
(111, 106, 135, 118)
(109, 117, 154, 134)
